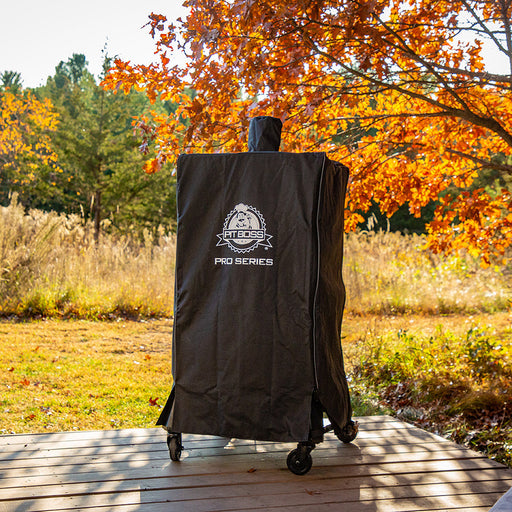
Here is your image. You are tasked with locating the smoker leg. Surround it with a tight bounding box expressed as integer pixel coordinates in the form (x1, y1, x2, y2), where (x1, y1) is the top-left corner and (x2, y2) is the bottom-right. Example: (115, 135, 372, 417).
(166, 432, 183, 462)
(287, 441, 314, 475)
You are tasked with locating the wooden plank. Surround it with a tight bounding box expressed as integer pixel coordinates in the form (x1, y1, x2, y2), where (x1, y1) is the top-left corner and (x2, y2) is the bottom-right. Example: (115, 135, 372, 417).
(0, 425, 460, 461)
(0, 442, 493, 480)
(0, 437, 461, 463)
(0, 416, 510, 512)
(0, 450, 507, 483)
(2, 504, 496, 512)
(1, 460, 509, 508)
(2, 462, 511, 500)
(0, 423, 449, 454)
(0, 441, 485, 479)
(2, 464, 509, 493)
(1, 481, 507, 511)
(0, 434, 484, 468)
(419, 509, 496, 512)
(0, 416, 426, 448)
(3, 477, 507, 509)
(2, 432, 433, 461)
(0, 427, 159, 447)
(1, 504, 491, 512)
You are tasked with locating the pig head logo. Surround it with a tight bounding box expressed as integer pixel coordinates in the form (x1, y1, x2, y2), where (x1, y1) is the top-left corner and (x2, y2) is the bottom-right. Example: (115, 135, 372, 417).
(216, 203, 273, 254)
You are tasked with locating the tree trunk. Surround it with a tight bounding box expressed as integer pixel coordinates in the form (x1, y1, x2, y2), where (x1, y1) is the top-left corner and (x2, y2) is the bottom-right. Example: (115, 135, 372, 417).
(93, 189, 101, 244)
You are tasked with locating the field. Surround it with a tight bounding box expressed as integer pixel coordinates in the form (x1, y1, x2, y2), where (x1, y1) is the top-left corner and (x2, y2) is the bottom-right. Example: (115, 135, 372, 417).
(0, 201, 511, 466)
(0, 319, 174, 433)
(0, 199, 176, 320)
(1, 200, 510, 319)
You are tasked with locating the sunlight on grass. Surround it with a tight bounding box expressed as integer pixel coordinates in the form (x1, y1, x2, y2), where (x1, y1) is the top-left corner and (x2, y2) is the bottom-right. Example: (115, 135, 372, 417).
(343, 312, 512, 466)
(0, 320, 173, 433)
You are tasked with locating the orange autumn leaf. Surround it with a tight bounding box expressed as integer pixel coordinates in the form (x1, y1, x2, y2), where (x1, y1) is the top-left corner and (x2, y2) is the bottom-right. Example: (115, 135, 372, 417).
(103, 0, 512, 264)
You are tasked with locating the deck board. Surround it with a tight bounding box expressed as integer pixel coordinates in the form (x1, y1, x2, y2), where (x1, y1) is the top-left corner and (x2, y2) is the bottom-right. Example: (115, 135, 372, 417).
(0, 416, 510, 512)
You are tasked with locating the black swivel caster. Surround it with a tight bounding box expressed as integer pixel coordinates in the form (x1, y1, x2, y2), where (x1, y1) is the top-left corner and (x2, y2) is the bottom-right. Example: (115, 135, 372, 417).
(167, 433, 183, 461)
(335, 420, 359, 444)
(287, 442, 314, 475)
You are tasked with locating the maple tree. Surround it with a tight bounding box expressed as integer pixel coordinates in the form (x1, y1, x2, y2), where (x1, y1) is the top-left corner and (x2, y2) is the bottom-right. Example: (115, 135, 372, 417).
(0, 87, 58, 200)
(104, 0, 512, 264)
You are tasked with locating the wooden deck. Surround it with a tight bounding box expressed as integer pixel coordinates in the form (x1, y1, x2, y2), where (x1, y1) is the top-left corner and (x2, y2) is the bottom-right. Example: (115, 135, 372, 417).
(1, 416, 511, 512)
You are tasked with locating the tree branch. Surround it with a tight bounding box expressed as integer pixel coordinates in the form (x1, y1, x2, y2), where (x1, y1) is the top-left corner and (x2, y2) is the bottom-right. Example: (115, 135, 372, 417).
(294, 19, 512, 149)
(498, 0, 512, 81)
(461, 0, 510, 55)
(371, 12, 476, 114)
(444, 147, 512, 175)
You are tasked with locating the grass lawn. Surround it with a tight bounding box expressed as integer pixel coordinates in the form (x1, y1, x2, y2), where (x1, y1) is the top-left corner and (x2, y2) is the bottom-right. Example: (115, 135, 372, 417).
(0, 319, 174, 433)
(1, 312, 510, 467)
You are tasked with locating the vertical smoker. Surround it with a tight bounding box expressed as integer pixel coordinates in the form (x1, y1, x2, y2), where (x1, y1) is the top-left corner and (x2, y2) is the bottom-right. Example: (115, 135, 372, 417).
(157, 116, 357, 474)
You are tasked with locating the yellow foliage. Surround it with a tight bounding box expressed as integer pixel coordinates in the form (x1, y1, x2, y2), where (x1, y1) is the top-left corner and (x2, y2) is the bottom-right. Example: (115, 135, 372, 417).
(0, 90, 58, 178)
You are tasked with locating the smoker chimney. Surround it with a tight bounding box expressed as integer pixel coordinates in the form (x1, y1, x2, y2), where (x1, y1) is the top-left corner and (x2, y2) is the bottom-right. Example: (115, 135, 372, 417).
(248, 116, 282, 151)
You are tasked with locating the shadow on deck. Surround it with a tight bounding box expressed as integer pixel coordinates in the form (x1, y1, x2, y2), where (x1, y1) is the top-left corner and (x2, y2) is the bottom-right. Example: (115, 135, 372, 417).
(0, 416, 511, 512)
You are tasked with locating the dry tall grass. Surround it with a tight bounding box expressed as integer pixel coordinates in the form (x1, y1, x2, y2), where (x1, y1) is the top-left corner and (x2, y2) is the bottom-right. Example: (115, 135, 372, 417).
(0, 197, 175, 318)
(343, 230, 510, 314)
(0, 198, 509, 318)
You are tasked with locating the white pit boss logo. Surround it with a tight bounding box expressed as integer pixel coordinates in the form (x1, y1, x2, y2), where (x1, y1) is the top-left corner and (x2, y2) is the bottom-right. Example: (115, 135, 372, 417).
(217, 203, 272, 253)
(215, 203, 273, 266)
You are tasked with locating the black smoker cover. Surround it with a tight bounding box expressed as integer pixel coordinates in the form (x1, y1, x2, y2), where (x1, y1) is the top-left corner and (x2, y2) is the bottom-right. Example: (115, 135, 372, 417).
(157, 125, 351, 442)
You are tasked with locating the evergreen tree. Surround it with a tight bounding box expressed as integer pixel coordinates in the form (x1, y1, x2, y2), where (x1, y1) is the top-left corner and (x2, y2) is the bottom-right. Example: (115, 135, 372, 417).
(1, 71, 23, 94)
(37, 54, 176, 239)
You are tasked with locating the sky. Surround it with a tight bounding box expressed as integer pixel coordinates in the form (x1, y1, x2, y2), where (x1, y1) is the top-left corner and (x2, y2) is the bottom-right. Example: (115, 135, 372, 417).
(0, 1, 509, 89)
(0, 0, 187, 88)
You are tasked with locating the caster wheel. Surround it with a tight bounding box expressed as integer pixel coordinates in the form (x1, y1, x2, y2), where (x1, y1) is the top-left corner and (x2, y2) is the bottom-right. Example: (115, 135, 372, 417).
(287, 448, 313, 475)
(167, 434, 182, 462)
(335, 420, 359, 443)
